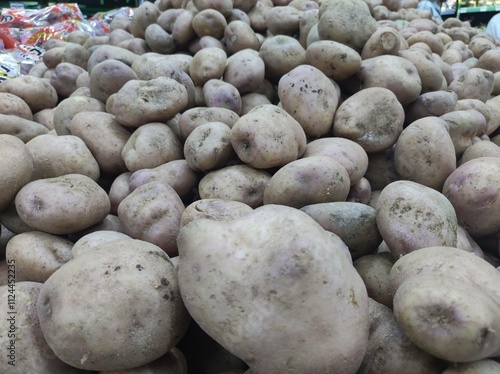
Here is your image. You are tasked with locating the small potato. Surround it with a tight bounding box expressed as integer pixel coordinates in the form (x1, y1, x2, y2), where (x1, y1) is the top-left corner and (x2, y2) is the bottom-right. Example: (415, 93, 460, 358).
(406, 30, 444, 55)
(440, 109, 487, 156)
(347, 177, 372, 204)
(129, 159, 199, 198)
(0, 114, 49, 142)
(263, 156, 350, 208)
(172, 10, 197, 46)
(0, 92, 33, 120)
(189, 47, 227, 86)
(449, 68, 494, 102)
(192, 9, 227, 39)
(108, 28, 134, 46)
(198, 164, 271, 208)
(259, 35, 306, 82)
(37, 239, 190, 371)
(15, 174, 110, 235)
(0, 282, 86, 373)
(112, 77, 188, 127)
(179, 107, 240, 139)
(230, 104, 307, 169)
(53, 96, 106, 135)
(278, 64, 339, 138)
(184, 122, 233, 171)
(0, 135, 34, 212)
(361, 26, 404, 59)
(333, 87, 404, 153)
(302, 202, 383, 260)
(265, 5, 301, 36)
(121, 122, 183, 172)
(376, 180, 458, 257)
(117, 182, 185, 256)
(61, 43, 89, 69)
(129, 1, 160, 39)
(193, 0, 233, 16)
(353, 255, 395, 308)
(68, 111, 131, 175)
(476, 48, 500, 73)
(241, 93, 272, 115)
(442, 157, 500, 237)
(49, 62, 87, 97)
(405, 90, 458, 125)
(26, 134, 100, 181)
(223, 49, 265, 95)
(459, 141, 500, 165)
(42, 46, 65, 69)
(89, 59, 139, 103)
(224, 20, 260, 55)
(0, 75, 58, 113)
(71, 230, 132, 258)
(203, 79, 242, 115)
(144, 23, 176, 54)
(303, 137, 369, 186)
(394, 117, 456, 190)
(6, 231, 73, 282)
(181, 198, 253, 227)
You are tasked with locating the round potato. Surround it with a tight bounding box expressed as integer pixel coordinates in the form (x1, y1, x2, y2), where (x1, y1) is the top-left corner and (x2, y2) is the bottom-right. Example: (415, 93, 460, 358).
(259, 35, 306, 83)
(223, 49, 265, 95)
(306, 40, 362, 80)
(189, 47, 227, 86)
(15, 174, 110, 235)
(192, 9, 227, 39)
(53, 96, 106, 136)
(0, 92, 33, 120)
(36, 239, 190, 371)
(0, 75, 58, 113)
(89, 59, 139, 103)
(224, 20, 260, 55)
(203, 79, 242, 115)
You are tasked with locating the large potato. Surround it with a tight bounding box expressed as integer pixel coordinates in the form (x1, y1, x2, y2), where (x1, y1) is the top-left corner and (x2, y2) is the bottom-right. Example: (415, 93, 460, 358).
(448, 68, 494, 102)
(112, 77, 188, 128)
(0, 135, 34, 212)
(376, 180, 458, 257)
(230, 104, 307, 169)
(333, 87, 404, 153)
(36, 239, 190, 371)
(263, 156, 350, 208)
(177, 204, 369, 373)
(442, 157, 500, 237)
(394, 117, 456, 190)
(15, 174, 110, 235)
(117, 182, 185, 257)
(278, 64, 339, 138)
(198, 164, 271, 208)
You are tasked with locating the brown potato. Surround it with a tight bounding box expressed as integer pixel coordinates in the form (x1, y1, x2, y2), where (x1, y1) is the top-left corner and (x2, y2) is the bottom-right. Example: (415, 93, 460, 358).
(49, 62, 87, 98)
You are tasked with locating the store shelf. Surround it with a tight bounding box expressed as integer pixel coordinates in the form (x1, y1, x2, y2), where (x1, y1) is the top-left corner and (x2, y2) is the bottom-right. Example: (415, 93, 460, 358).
(458, 5, 500, 13)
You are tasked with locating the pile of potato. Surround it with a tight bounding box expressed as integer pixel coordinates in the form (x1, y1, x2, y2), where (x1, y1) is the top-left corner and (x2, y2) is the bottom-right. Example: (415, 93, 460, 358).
(1, 0, 500, 372)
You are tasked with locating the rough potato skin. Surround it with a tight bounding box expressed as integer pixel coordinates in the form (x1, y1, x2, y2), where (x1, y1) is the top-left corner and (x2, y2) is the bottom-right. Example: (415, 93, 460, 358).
(36, 240, 190, 371)
(177, 205, 369, 373)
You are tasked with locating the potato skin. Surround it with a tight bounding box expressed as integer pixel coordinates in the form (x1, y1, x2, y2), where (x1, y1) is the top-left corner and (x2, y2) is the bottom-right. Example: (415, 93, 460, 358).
(36, 239, 190, 371)
(0, 75, 58, 113)
(306, 40, 362, 80)
(15, 174, 110, 235)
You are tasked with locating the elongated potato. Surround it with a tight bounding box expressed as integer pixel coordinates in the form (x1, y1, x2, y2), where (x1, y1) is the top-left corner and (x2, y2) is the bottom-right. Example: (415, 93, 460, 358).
(306, 40, 362, 80)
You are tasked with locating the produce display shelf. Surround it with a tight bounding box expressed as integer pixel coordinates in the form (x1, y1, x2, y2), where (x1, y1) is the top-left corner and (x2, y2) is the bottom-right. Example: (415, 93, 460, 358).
(458, 5, 500, 13)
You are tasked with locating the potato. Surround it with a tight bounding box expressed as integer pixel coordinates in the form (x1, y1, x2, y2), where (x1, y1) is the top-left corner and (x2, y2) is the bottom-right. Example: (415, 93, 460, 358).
(353, 254, 394, 308)
(449, 68, 494, 102)
(0, 135, 34, 212)
(333, 87, 404, 153)
(192, 9, 227, 39)
(144, 23, 176, 54)
(112, 77, 188, 128)
(87, 45, 138, 73)
(0, 75, 58, 113)
(189, 47, 227, 86)
(100, 348, 188, 374)
(179, 106, 240, 140)
(68, 111, 131, 175)
(67, 214, 128, 244)
(259, 35, 306, 82)
(109, 172, 131, 214)
(265, 5, 300, 36)
(357, 55, 422, 104)
(0, 92, 33, 120)
(303, 137, 369, 186)
(121, 122, 183, 172)
(278, 64, 339, 138)
(203, 79, 242, 115)
(241, 92, 271, 115)
(406, 30, 444, 55)
(248, 1, 272, 33)
(486, 95, 500, 135)
(83, 35, 110, 50)
(459, 141, 500, 165)
(71, 230, 132, 258)
(477, 48, 500, 73)
(26, 134, 100, 181)
(89, 59, 139, 103)
(61, 42, 89, 70)
(299, 8, 319, 49)
(198, 164, 271, 208)
(405, 90, 458, 125)
(302, 202, 383, 260)
(15, 174, 110, 235)
(399, 48, 445, 93)
(263, 156, 350, 208)
(389, 246, 500, 362)
(6, 231, 73, 282)
(49, 62, 87, 98)
(108, 28, 133, 46)
(317, 0, 377, 51)
(0, 202, 35, 234)
(0, 282, 86, 373)
(361, 26, 404, 59)
(117, 182, 184, 257)
(184, 122, 233, 171)
(224, 20, 260, 55)
(357, 299, 445, 374)
(36, 239, 190, 371)
(376, 180, 458, 257)
(129, 1, 161, 39)
(53, 96, 106, 136)
(172, 10, 197, 47)
(0, 113, 49, 142)
(442, 157, 500, 237)
(193, 0, 233, 16)
(156, 8, 184, 33)
(442, 359, 500, 373)
(440, 109, 487, 156)
(230, 104, 307, 169)
(394, 117, 456, 190)
(42, 46, 64, 69)
(347, 176, 372, 204)
(129, 159, 199, 198)
(181, 198, 253, 227)
(223, 49, 265, 95)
